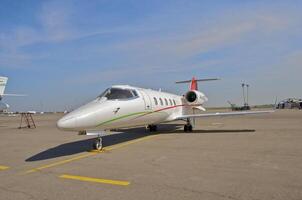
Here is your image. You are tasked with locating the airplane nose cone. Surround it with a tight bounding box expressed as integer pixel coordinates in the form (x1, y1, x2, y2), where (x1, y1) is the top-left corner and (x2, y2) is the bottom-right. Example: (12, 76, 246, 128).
(57, 116, 77, 130)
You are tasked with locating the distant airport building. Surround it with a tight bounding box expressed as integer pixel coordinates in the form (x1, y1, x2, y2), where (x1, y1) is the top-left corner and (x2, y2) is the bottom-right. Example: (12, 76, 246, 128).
(276, 98, 302, 109)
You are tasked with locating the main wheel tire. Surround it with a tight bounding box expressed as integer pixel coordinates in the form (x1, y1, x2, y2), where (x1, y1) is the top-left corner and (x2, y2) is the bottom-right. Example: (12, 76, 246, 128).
(184, 125, 188, 132)
(148, 125, 153, 132)
(184, 124, 193, 132)
(149, 125, 157, 132)
(188, 125, 193, 132)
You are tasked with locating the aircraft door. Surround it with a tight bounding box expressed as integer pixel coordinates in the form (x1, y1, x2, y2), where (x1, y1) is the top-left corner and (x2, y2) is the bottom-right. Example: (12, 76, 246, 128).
(140, 90, 152, 110)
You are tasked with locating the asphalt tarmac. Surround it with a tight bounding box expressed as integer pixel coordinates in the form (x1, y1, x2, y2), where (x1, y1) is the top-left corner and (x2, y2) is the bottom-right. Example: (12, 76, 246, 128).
(0, 109, 301, 200)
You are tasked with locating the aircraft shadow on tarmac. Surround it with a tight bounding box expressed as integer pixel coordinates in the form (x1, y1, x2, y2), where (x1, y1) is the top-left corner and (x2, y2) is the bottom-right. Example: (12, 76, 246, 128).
(25, 124, 254, 162)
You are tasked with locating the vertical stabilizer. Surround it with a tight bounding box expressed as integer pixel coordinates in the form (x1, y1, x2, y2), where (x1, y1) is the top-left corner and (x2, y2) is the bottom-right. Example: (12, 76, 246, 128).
(190, 77, 198, 90)
(0, 76, 8, 96)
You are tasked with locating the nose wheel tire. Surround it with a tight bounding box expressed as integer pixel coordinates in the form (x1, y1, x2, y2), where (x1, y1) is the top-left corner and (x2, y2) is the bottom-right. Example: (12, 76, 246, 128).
(184, 124, 193, 132)
(93, 137, 103, 150)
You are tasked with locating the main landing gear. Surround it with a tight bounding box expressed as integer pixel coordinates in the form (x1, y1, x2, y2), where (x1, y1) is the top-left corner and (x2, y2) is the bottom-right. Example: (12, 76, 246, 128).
(148, 125, 157, 132)
(93, 135, 103, 150)
(184, 119, 193, 132)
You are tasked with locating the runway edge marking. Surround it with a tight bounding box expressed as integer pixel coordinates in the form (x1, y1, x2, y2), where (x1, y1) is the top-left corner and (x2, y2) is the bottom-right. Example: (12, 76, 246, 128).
(25, 134, 160, 174)
(59, 174, 130, 186)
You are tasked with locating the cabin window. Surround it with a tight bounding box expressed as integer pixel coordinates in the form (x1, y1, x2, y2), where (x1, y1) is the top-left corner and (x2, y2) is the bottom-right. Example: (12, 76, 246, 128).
(159, 98, 163, 106)
(164, 98, 168, 106)
(169, 99, 173, 106)
(97, 88, 137, 100)
(153, 97, 158, 105)
(173, 99, 176, 106)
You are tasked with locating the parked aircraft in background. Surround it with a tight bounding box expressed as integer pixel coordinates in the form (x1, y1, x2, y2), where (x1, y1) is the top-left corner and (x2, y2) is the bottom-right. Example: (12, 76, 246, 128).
(0, 76, 25, 113)
(57, 77, 273, 150)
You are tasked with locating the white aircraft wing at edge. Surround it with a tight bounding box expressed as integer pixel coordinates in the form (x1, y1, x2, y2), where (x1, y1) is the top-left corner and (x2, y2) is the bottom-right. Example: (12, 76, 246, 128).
(175, 110, 274, 120)
(1, 94, 27, 96)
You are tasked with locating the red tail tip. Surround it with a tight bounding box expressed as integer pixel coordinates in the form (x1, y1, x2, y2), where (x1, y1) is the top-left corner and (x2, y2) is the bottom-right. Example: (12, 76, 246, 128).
(190, 77, 198, 90)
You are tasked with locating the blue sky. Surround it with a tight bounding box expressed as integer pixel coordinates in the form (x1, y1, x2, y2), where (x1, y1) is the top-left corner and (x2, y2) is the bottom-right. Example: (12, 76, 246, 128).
(1, 0, 302, 111)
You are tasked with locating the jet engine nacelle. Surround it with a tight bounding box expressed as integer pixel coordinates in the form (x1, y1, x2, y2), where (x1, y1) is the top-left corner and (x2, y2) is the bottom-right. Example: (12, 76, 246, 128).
(185, 90, 208, 105)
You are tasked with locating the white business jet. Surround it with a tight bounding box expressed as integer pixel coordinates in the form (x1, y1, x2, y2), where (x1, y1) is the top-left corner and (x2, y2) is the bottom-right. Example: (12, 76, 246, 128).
(57, 77, 273, 150)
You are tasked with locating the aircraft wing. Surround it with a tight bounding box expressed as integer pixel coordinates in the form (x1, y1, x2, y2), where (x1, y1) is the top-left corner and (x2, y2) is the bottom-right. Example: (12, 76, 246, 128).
(2, 94, 27, 96)
(175, 110, 274, 120)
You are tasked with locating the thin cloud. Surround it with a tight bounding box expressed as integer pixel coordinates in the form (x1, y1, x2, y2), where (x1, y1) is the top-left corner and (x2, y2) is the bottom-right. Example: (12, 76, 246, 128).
(114, 11, 293, 61)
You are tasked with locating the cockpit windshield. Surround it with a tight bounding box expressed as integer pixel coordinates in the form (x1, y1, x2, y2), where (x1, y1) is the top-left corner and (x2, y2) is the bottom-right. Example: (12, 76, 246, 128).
(97, 88, 138, 100)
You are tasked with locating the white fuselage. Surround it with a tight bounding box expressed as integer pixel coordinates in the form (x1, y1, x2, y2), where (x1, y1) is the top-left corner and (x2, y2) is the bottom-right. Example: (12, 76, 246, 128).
(57, 85, 207, 131)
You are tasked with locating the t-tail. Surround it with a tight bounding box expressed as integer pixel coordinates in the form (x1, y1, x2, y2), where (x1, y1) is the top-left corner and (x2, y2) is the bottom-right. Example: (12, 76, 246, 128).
(175, 77, 219, 113)
(175, 77, 220, 90)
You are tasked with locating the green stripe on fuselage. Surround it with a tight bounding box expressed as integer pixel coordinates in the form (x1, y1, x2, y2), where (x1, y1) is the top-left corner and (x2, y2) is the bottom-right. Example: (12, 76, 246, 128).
(96, 111, 151, 127)
(96, 105, 183, 127)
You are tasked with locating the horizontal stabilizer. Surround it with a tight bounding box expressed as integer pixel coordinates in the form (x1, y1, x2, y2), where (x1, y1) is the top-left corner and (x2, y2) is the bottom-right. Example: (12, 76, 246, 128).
(175, 110, 274, 120)
(176, 77, 220, 90)
(175, 78, 220, 84)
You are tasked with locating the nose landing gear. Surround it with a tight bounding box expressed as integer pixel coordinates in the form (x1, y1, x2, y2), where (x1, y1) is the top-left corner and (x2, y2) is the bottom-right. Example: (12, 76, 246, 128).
(93, 136, 103, 150)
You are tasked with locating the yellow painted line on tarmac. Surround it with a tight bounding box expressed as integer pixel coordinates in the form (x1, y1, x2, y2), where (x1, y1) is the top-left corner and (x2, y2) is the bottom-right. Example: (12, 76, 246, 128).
(0, 165, 9, 170)
(59, 174, 130, 186)
(25, 153, 98, 174)
(25, 134, 160, 174)
(91, 134, 159, 152)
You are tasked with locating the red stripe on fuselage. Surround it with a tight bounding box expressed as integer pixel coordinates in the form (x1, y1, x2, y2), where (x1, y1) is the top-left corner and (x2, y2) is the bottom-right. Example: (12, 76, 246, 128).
(133, 104, 202, 119)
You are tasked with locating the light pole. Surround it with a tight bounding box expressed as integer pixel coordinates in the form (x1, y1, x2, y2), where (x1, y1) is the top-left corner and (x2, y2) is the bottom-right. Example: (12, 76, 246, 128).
(242, 83, 246, 106)
(246, 84, 249, 106)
